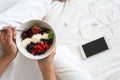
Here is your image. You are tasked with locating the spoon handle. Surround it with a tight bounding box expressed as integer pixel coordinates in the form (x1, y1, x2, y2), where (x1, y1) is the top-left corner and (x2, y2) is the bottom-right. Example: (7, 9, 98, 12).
(0, 29, 25, 32)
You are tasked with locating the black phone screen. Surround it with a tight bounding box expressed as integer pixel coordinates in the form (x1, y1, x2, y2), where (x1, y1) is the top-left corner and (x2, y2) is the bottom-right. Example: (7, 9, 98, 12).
(82, 37, 109, 57)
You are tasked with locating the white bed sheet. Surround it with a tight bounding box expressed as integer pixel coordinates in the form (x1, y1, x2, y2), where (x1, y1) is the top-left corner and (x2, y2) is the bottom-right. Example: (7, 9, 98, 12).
(0, 0, 51, 80)
(0, 0, 51, 28)
(0, 0, 120, 80)
(45, 0, 120, 80)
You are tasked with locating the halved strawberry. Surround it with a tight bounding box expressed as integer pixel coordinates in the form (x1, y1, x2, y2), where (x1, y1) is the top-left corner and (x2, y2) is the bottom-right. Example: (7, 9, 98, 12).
(31, 49, 37, 55)
(31, 25, 40, 34)
(39, 41, 44, 47)
(44, 44, 50, 49)
(37, 45, 44, 52)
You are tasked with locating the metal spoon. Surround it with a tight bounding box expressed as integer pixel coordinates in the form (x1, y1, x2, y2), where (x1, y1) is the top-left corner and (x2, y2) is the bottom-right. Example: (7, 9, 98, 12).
(0, 28, 27, 32)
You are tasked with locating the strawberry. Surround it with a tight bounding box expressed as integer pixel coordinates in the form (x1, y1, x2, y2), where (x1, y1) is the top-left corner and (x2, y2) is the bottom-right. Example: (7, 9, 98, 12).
(39, 41, 44, 47)
(37, 45, 44, 52)
(44, 44, 50, 49)
(31, 49, 37, 55)
(31, 25, 40, 34)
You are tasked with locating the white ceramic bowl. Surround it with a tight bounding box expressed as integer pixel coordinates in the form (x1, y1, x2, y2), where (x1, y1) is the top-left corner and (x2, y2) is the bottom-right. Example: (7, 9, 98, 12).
(16, 20, 56, 59)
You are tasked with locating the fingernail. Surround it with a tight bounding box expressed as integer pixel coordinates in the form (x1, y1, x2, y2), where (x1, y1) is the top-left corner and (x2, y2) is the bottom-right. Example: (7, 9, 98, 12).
(8, 28, 12, 32)
(8, 28, 10, 30)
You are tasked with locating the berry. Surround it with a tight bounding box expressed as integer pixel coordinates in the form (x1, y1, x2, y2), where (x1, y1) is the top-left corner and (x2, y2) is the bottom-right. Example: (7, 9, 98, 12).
(21, 29, 33, 40)
(39, 41, 44, 47)
(40, 27, 50, 34)
(31, 26, 40, 34)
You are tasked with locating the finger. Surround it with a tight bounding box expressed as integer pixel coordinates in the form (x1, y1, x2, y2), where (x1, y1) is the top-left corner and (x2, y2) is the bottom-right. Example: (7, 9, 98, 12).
(42, 16, 46, 20)
(6, 28, 13, 42)
(49, 48, 56, 58)
(1, 31, 6, 40)
(13, 32, 16, 39)
(3, 26, 16, 31)
(52, 49, 56, 55)
(13, 32, 16, 43)
(0, 31, 6, 43)
(0, 31, 1, 36)
(0, 31, 1, 42)
(8, 26, 15, 31)
(5, 26, 16, 39)
(53, 49, 56, 55)
(59, 0, 67, 2)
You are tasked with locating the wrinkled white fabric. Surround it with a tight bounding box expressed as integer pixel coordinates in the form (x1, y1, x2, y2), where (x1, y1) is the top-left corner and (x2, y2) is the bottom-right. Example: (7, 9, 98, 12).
(45, 0, 120, 80)
(53, 45, 93, 80)
(0, 0, 51, 80)
(0, 0, 19, 12)
(0, 0, 51, 28)
(0, 0, 120, 80)
(0, 0, 93, 80)
(14, 45, 94, 80)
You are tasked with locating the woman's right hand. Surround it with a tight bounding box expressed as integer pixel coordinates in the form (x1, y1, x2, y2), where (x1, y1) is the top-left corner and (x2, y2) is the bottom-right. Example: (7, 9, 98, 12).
(0, 26, 18, 59)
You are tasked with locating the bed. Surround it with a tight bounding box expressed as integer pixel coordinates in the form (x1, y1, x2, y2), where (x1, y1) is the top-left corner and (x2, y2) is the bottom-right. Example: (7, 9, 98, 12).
(0, 0, 120, 80)
(45, 0, 120, 80)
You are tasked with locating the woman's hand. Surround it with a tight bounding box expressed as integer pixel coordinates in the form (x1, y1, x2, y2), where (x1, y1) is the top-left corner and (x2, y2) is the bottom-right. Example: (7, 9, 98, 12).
(0, 26, 18, 59)
(52, 0, 67, 2)
(38, 49, 56, 68)
(0, 26, 18, 77)
(59, 0, 67, 2)
(37, 49, 56, 80)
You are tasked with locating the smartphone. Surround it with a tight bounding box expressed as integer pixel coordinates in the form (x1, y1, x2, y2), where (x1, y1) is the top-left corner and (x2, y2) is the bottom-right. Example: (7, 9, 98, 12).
(78, 37, 111, 59)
